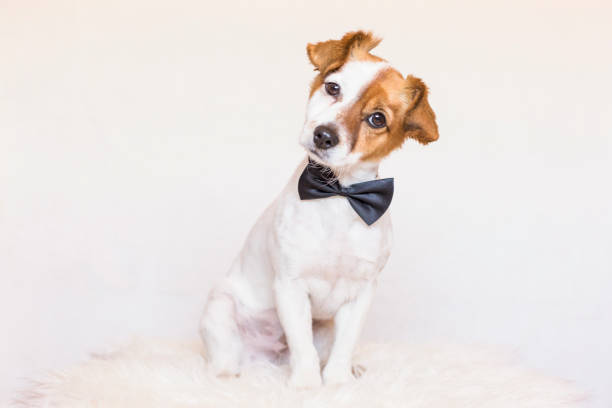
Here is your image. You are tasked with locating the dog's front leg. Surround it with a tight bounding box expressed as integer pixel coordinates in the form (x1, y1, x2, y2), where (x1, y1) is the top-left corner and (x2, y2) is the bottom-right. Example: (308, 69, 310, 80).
(274, 277, 321, 388)
(322, 281, 375, 385)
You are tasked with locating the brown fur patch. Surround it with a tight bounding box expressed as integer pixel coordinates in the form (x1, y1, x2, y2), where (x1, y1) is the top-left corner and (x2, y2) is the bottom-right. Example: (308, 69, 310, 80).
(343, 70, 439, 161)
(307, 31, 383, 97)
(403, 75, 439, 145)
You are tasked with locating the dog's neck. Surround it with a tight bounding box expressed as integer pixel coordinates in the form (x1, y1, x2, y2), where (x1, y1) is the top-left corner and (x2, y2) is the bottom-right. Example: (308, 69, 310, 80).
(334, 162, 380, 187)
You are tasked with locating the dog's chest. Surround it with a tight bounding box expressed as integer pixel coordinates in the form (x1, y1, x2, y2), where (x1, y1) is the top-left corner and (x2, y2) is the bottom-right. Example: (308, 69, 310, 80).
(274, 193, 392, 318)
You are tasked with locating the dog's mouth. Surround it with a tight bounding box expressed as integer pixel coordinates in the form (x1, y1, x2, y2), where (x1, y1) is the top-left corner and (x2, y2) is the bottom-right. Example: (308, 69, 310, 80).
(306, 148, 330, 168)
(307, 148, 324, 161)
(308, 147, 322, 157)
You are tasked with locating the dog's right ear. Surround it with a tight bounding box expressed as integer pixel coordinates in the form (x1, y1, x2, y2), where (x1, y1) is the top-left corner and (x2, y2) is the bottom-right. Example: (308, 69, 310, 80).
(307, 31, 381, 75)
(402, 75, 439, 145)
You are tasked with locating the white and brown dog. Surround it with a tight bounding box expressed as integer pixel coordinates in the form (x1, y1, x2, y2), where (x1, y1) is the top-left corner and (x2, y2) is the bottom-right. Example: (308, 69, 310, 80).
(200, 31, 439, 388)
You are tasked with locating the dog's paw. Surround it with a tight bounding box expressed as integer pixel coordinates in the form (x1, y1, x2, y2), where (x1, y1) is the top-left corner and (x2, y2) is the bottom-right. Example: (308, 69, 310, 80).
(322, 362, 353, 386)
(208, 356, 241, 378)
(210, 362, 241, 378)
(288, 364, 322, 389)
(352, 363, 366, 378)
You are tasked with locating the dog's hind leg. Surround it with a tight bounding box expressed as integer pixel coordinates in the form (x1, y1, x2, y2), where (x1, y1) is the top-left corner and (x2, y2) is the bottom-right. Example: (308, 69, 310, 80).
(200, 288, 243, 376)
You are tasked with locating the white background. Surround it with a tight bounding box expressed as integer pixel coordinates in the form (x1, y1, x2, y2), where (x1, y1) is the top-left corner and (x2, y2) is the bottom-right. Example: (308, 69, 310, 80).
(1, 0, 611, 406)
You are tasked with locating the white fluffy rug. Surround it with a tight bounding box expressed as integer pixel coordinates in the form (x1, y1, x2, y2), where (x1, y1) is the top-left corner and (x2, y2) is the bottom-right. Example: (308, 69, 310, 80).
(16, 339, 587, 408)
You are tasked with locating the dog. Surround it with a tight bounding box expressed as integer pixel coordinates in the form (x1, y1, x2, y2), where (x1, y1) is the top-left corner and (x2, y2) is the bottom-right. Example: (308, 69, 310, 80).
(199, 31, 439, 388)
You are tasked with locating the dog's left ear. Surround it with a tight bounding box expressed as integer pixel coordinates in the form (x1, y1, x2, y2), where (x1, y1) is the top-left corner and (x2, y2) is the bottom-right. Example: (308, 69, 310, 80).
(306, 31, 381, 75)
(403, 75, 439, 145)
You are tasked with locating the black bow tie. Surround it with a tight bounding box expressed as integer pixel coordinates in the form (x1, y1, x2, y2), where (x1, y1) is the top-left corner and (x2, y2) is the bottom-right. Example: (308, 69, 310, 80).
(298, 159, 394, 226)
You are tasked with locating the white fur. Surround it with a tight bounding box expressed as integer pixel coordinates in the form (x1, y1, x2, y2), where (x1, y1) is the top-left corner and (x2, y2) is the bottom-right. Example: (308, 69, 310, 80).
(18, 339, 587, 407)
(200, 59, 394, 388)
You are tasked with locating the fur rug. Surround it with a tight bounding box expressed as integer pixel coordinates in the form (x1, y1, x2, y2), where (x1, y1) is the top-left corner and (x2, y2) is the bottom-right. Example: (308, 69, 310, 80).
(16, 339, 587, 407)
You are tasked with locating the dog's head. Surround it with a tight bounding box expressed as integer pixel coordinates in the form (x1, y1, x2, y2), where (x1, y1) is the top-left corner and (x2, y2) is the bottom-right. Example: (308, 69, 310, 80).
(300, 31, 439, 171)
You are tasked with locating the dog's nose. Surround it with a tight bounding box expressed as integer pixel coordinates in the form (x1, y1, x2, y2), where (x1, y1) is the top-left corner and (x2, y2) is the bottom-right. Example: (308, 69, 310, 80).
(313, 125, 339, 150)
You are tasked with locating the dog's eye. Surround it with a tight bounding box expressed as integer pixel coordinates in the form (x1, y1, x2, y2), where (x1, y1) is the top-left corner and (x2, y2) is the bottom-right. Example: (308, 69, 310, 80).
(366, 112, 386, 128)
(324, 82, 341, 96)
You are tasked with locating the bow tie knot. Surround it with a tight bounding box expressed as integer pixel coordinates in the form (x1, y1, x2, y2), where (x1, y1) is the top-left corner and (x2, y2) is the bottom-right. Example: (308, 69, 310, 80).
(337, 190, 349, 197)
(297, 159, 394, 225)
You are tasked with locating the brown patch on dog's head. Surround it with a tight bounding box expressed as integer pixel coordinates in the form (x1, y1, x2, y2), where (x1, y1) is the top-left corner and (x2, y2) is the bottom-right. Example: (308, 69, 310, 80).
(347, 71, 439, 161)
(307, 31, 383, 96)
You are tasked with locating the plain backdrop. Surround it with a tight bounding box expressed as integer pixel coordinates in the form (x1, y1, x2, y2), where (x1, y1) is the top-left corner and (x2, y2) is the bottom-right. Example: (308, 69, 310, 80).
(1, 0, 611, 406)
